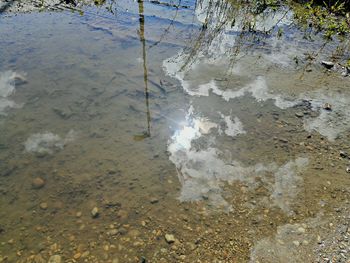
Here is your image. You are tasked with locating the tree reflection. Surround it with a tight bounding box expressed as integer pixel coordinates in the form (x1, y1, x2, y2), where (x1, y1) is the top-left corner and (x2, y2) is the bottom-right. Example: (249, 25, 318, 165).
(134, 0, 152, 141)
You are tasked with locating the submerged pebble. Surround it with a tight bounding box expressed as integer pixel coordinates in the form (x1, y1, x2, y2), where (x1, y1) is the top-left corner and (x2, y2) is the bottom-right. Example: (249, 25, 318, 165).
(31, 177, 45, 189)
(165, 234, 176, 244)
(39, 202, 48, 210)
(321, 61, 335, 69)
(91, 207, 99, 218)
(323, 103, 332, 111)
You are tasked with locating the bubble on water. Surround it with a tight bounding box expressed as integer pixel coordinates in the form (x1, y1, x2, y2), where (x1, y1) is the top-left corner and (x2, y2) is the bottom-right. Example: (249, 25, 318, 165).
(24, 130, 77, 154)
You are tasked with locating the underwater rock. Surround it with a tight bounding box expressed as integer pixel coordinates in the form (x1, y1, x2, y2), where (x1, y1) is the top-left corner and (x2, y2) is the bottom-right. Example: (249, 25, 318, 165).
(52, 107, 73, 119)
(91, 207, 99, 218)
(31, 177, 45, 189)
(165, 234, 176, 244)
(323, 103, 332, 111)
(321, 61, 335, 69)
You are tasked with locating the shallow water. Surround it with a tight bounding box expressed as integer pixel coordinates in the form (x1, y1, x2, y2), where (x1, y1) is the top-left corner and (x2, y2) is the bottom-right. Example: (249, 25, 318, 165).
(1, 0, 350, 262)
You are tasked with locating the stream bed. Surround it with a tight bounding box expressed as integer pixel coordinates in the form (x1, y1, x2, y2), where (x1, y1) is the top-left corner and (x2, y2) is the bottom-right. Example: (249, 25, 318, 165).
(1, 0, 350, 262)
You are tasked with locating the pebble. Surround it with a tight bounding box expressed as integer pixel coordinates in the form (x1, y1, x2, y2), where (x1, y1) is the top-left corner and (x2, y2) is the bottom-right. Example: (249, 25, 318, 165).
(91, 207, 99, 218)
(165, 234, 176, 244)
(76, 211, 82, 218)
(39, 202, 48, 210)
(321, 61, 335, 69)
(150, 197, 159, 204)
(340, 151, 348, 158)
(48, 255, 62, 263)
(107, 229, 118, 236)
(73, 253, 81, 260)
(323, 103, 332, 111)
(292, 241, 300, 247)
(297, 227, 306, 234)
(31, 177, 45, 189)
(295, 112, 304, 118)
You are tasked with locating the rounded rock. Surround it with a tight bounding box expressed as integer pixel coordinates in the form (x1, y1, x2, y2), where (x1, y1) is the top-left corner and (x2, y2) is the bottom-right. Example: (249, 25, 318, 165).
(91, 207, 99, 218)
(32, 177, 45, 189)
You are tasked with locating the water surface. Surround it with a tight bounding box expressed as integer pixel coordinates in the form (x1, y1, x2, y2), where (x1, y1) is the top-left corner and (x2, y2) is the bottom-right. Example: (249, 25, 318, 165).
(1, 0, 350, 262)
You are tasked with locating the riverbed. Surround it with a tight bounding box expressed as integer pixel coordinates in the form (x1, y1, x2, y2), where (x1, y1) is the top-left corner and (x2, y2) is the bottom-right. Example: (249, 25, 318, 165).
(1, 0, 350, 262)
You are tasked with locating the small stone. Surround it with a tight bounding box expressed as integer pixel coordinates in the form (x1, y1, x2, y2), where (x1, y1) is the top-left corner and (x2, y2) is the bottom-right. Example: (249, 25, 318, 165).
(292, 241, 300, 247)
(107, 229, 118, 236)
(323, 103, 332, 111)
(295, 112, 304, 118)
(32, 177, 45, 189)
(346, 167, 350, 173)
(53, 107, 73, 119)
(76, 211, 82, 218)
(48, 255, 62, 263)
(340, 151, 348, 158)
(279, 138, 288, 143)
(73, 253, 81, 260)
(317, 235, 322, 244)
(297, 227, 306, 234)
(321, 61, 334, 69)
(91, 207, 99, 218)
(39, 202, 48, 210)
(150, 198, 159, 204)
(165, 234, 176, 244)
(118, 227, 128, 235)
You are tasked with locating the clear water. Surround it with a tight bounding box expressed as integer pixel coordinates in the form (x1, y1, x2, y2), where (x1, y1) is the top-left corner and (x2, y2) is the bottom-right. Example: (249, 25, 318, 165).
(1, 0, 350, 262)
